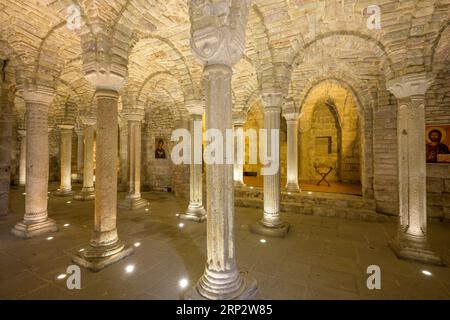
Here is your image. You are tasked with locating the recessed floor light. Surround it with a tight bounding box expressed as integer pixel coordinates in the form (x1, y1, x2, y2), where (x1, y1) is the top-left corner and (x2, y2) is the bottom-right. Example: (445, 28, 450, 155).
(56, 274, 67, 280)
(125, 265, 135, 273)
(63, 223, 70, 227)
(308, 191, 312, 195)
(46, 236, 54, 240)
(134, 242, 141, 247)
(422, 270, 432, 276)
(260, 239, 267, 244)
(178, 223, 184, 228)
(179, 278, 189, 289)
(66, 201, 71, 204)
(176, 214, 180, 217)
(79, 248, 85, 252)
(22, 193, 26, 195)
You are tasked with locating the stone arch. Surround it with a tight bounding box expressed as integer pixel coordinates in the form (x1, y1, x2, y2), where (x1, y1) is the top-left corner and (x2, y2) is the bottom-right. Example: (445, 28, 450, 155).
(128, 35, 196, 100)
(297, 77, 374, 198)
(290, 31, 395, 79)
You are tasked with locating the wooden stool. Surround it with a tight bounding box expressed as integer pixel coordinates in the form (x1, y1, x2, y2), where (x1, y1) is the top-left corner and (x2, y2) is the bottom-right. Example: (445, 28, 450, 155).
(314, 164, 333, 187)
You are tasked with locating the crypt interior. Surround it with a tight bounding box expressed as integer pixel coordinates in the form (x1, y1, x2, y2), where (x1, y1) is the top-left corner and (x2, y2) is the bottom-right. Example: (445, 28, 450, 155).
(0, 0, 450, 300)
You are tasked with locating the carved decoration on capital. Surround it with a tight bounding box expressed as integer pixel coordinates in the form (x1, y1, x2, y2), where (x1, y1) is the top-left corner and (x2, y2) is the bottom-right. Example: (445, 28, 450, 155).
(19, 85, 55, 106)
(185, 99, 205, 116)
(282, 98, 296, 117)
(79, 115, 97, 127)
(58, 124, 75, 131)
(397, 97, 425, 121)
(122, 108, 145, 122)
(17, 129, 26, 137)
(233, 110, 247, 125)
(189, 0, 250, 67)
(261, 88, 284, 111)
(386, 73, 433, 99)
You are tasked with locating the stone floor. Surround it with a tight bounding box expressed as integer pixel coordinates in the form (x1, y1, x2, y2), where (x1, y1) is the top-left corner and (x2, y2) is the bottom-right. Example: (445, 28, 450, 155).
(244, 177, 362, 195)
(0, 183, 449, 300)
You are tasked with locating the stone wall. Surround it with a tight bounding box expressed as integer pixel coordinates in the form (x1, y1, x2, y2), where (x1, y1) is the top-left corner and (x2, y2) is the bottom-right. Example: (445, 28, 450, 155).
(143, 106, 176, 192)
(372, 86, 399, 215)
(425, 83, 450, 221)
(427, 164, 450, 221)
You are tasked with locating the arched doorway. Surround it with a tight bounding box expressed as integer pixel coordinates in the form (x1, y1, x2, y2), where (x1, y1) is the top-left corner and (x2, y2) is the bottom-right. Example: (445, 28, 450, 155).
(299, 80, 362, 194)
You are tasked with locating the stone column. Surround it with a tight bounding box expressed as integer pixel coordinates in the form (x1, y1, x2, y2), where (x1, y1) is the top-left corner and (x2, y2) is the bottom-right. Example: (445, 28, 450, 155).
(12, 87, 58, 238)
(73, 80, 133, 271)
(180, 113, 206, 222)
(0, 82, 12, 216)
(119, 109, 148, 210)
(284, 112, 300, 193)
(74, 117, 96, 201)
(185, 0, 256, 300)
(387, 73, 444, 266)
(250, 93, 289, 237)
(118, 118, 128, 192)
(55, 124, 74, 196)
(18, 129, 27, 186)
(75, 125, 84, 183)
(233, 113, 246, 187)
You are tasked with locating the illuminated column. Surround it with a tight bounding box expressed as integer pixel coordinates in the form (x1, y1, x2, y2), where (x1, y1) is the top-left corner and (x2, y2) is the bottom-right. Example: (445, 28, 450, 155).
(387, 73, 444, 265)
(119, 109, 148, 210)
(55, 125, 75, 196)
(250, 92, 289, 238)
(75, 125, 84, 183)
(180, 112, 206, 222)
(185, 0, 257, 300)
(18, 129, 27, 186)
(73, 74, 133, 271)
(74, 116, 96, 201)
(233, 112, 246, 187)
(284, 112, 300, 193)
(12, 86, 58, 238)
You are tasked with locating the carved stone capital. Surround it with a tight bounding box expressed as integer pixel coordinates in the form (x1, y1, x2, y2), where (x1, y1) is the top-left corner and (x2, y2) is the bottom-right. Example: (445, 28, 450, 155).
(79, 115, 97, 127)
(58, 124, 75, 131)
(122, 108, 145, 122)
(190, 0, 249, 67)
(84, 62, 126, 92)
(20, 86, 55, 105)
(282, 98, 296, 116)
(386, 73, 433, 99)
(17, 129, 26, 137)
(283, 112, 299, 122)
(261, 89, 284, 110)
(185, 99, 204, 116)
(233, 111, 247, 125)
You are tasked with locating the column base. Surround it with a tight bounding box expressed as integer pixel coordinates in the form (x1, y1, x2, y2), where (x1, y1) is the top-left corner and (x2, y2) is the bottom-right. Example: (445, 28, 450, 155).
(184, 272, 258, 300)
(285, 183, 300, 193)
(72, 241, 135, 272)
(389, 233, 446, 266)
(73, 175, 83, 183)
(54, 189, 74, 197)
(250, 220, 290, 238)
(118, 197, 149, 210)
(234, 181, 246, 188)
(179, 204, 206, 222)
(74, 189, 95, 201)
(11, 218, 58, 239)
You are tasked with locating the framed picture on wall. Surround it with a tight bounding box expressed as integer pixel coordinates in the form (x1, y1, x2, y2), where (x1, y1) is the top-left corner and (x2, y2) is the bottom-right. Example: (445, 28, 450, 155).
(426, 125, 450, 163)
(155, 137, 166, 159)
